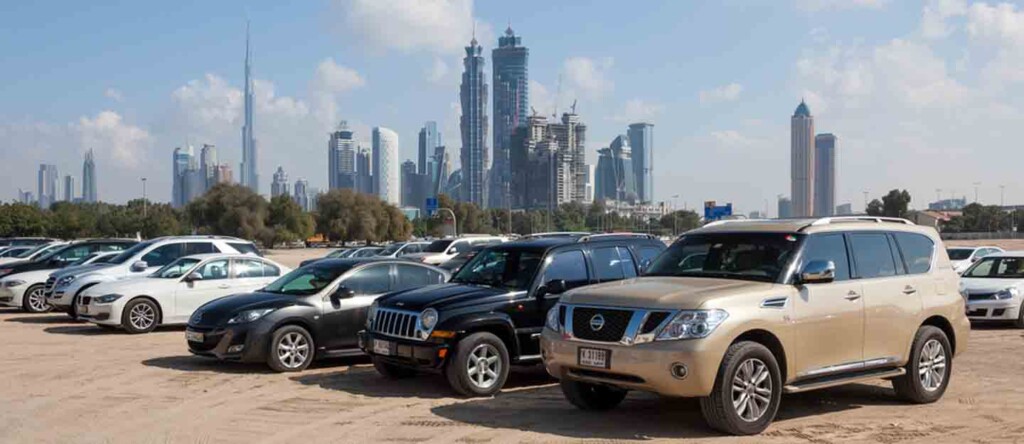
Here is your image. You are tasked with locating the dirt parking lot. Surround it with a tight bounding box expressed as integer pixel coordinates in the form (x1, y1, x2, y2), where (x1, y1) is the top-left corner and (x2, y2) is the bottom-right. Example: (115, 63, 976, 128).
(1, 247, 1023, 443)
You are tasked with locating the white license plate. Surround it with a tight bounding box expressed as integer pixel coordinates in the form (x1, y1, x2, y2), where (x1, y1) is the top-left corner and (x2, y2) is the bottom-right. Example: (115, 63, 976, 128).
(578, 347, 610, 369)
(78, 305, 89, 315)
(185, 331, 204, 342)
(373, 339, 392, 356)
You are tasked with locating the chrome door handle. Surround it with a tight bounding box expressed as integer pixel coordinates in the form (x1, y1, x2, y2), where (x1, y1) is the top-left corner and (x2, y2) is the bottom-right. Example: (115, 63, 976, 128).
(218, 284, 231, 289)
(845, 291, 861, 301)
(903, 286, 917, 295)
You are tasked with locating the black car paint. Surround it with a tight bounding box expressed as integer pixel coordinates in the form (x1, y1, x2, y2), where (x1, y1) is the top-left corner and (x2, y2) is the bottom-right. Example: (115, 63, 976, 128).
(1, 240, 136, 275)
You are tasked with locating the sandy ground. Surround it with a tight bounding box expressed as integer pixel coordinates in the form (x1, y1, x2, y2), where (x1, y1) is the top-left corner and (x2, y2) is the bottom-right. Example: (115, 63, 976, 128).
(0, 247, 1023, 443)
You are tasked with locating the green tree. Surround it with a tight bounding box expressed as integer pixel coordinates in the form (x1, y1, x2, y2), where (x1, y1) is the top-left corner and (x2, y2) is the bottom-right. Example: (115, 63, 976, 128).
(186, 183, 268, 240)
(865, 189, 911, 218)
(0, 203, 48, 237)
(660, 210, 701, 235)
(263, 195, 315, 247)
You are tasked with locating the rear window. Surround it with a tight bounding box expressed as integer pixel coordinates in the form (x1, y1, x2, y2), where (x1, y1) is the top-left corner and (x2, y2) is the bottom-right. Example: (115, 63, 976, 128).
(228, 242, 261, 256)
(424, 240, 453, 253)
(894, 233, 934, 274)
(848, 233, 898, 279)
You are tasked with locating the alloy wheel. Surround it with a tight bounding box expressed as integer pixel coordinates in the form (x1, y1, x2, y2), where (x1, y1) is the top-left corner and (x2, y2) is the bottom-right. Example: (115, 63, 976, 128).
(129, 303, 156, 330)
(918, 339, 947, 392)
(276, 332, 310, 369)
(731, 358, 773, 422)
(27, 288, 49, 312)
(466, 343, 501, 390)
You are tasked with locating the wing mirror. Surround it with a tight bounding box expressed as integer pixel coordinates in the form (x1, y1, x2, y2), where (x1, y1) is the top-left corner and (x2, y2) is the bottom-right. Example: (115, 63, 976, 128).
(799, 260, 836, 285)
(541, 279, 568, 296)
(329, 286, 355, 306)
(130, 261, 148, 272)
(184, 272, 203, 283)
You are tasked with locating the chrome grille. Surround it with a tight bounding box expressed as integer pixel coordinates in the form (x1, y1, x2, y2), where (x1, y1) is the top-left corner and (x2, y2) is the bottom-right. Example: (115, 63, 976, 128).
(371, 308, 422, 341)
(562, 304, 675, 346)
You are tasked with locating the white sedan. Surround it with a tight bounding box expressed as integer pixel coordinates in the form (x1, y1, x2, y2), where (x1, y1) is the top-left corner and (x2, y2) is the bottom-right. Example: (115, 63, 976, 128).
(78, 254, 289, 334)
(948, 245, 1004, 274)
(960, 251, 1024, 327)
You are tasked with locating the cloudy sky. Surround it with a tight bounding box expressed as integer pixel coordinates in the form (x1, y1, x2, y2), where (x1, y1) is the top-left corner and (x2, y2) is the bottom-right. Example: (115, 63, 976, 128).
(2, 0, 1023, 215)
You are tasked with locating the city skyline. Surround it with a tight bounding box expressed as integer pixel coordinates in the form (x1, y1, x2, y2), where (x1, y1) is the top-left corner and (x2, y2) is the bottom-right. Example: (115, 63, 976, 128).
(4, 1, 1024, 214)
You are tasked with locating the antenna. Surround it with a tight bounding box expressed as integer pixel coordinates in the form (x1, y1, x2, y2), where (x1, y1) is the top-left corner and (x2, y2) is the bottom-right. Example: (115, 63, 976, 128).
(571, 99, 577, 115)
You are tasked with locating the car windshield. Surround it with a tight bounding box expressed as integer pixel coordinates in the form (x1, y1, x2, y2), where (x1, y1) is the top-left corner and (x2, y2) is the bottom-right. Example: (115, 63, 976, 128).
(92, 253, 116, 264)
(947, 248, 974, 260)
(325, 249, 347, 258)
(31, 244, 66, 261)
(262, 264, 351, 296)
(107, 240, 156, 265)
(151, 257, 202, 279)
(645, 233, 803, 283)
(963, 256, 1024, 278)
(69, 253, 100, 266)
(379, 243, 405, 255)
(17, 244, 53, 258)
(424, 240, 453, 253)
(451, 248, 544, 290)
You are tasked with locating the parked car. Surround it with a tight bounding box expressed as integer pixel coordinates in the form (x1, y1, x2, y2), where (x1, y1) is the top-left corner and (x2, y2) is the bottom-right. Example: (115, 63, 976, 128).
(541, 217, 969, 435)
(376, 242, 430, 258)
(0, 239, 136, 313)
(404, 236, 507, 266)
(67, 251, 119, 267)
(186, 258, 450, 372)
(947, 246, 1003, 274)
(960, 251, 1024, 327)
(78, 254, 289, 333)
(0, 242, 67, 267)
(0, 246, 33, 258)
(48, 236, 260, 318)
(437, 245, 488, 274)
(298, 248, 350, 267)
(0, 237, 56, 247)
(359, 235, 666, 396)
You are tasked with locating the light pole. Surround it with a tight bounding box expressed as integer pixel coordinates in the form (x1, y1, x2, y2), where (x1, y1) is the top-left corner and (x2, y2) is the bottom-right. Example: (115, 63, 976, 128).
(671, 194, 681, 236)
(436, 208, 457, 237)
(862, 191, 869, 212)
(1000, 184, 1006, 208)
(973, 182, 981, 203)
(141, 177, 148, 218)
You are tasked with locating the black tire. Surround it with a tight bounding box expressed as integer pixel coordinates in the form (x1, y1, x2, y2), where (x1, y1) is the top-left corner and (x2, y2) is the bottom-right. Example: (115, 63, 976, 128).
(444, 332, 510, 397)
(1015, 302, 1024, 329)
(699, 341, 782, 436)
(267, 325, 315, 373)
(372, 357, 416, 379)
(21, 284, 50, 313)
(560, 379, 628, 411)
(892, 326, 952, 403)
(120, 298, 160, 334)
(68, 284, 96, 320)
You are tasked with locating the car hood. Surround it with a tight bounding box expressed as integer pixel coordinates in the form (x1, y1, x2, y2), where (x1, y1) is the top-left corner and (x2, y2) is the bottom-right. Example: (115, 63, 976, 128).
(377, 283, 514, 311)
(560, 277, 779, 311)
(190, 291, 306, 328)
(960, 278, 1022, 293)
(83, 277, 175, 297)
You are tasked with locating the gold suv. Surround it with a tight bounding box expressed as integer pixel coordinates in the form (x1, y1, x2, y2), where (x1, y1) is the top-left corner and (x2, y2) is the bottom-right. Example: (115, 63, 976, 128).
(541, 217, 969, 435)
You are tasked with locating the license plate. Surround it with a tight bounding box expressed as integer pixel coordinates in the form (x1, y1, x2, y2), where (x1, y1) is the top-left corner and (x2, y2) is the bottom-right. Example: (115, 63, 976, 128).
(373, 339, 392, 356)
(185, 330, 204, 342)
(578, 347, 610, 369)
(78, 305, 89, 315)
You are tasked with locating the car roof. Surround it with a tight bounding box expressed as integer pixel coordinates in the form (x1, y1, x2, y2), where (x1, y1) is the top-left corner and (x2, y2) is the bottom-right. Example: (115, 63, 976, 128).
(979, 250, 1021, 258)
(691, 217, 937, 237)
(178, 253, 269, 262)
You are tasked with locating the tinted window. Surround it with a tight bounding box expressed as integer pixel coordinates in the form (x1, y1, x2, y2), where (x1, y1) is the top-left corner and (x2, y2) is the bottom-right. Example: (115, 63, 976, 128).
(450, 241, 471, 254)
(424, 240, 453, 253)
(849, 233, 898, 279)
(401, 243, 423, 255)
(53, 245, 93, 263)
(185, 242, 218, 255)
(343, 265, 392, 295)
(452, 249, 544, 290)
(538, 250, 589, 289)
(637, 246, 664, 273)
(646, 233, 803, 283)
(152, 258, 202, 279)
(894, 233, 934, 274)
(591, 247, 637, 282)
(394, 264, 445, 291)
(946, 248, 973, 260)
(964, 257, 1024, 278)
(141, 243, 184, 267)
(799, 234, 851, 281)
(263, 265, 350, 296)
(193, 259, 229, 280)
(262, 262, 281, 277)
(227, 242, 260, 256)
(234, 259, 268, 278)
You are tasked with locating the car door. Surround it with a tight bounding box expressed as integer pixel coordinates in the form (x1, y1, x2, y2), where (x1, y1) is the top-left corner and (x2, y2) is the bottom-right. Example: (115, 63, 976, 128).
(393, 263, 446, 291)
(139, 243, 185, 273)
(792, 232, 865, 378)
(319, 263, 393, 351)
(517, 248, 590, 357)
(232, 258, 277, 291)
(174, 258, 232, 322)
(861, 232, 932, 365)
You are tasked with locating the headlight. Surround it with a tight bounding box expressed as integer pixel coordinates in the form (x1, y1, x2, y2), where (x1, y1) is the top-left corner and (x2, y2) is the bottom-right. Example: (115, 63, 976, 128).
(227, 308, 276, 324)
(995, 287, 1020, 300)
(3, 279, 26, 287)
(419, 308, 438, 332)
(366, 301, 378, 328)
(94, 294, 122, 304)
(545, 304, 561, 332)
(656, 309, 729, 341)
(58, 275, 77, 286)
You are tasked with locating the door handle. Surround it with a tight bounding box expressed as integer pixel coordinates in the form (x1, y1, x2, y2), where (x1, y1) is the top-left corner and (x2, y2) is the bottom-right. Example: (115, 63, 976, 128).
(218, 284, 231, 289)
(845, 291, 861, 301)
(903, 286, 917, 295)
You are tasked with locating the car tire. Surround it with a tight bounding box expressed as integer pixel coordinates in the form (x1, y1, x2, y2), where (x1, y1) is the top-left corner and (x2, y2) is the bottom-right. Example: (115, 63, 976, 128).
(444, 332, 510, 397)
(121, 298, 160, 334)
(560, 379, 627, 411)
(1014, 302, 1024, 329)
(893, 326, 952, 404)
(699, 341, 782, 436)
(68, 284, 96, 320)
(372, 357, 416, 379)
(267, 325, 315, 373)
(21, 284, 50, 313)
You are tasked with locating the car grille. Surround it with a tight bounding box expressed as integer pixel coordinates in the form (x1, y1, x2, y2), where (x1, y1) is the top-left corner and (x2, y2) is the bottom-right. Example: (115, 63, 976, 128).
(44, 277, 56, 296)
(968, 292, 996, 301)
(572, 307, 632, 342)
(371, 308, 421, 341)
(640, 311, 671, 334)
(80, 296, 92, 306)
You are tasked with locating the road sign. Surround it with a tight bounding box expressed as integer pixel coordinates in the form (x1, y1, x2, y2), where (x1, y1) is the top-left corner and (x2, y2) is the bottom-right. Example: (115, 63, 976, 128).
(425, 197, 438, 216)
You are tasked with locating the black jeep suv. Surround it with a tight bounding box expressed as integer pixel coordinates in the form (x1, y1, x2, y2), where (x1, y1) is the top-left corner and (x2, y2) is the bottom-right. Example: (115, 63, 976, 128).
(359, 234, 666, 396)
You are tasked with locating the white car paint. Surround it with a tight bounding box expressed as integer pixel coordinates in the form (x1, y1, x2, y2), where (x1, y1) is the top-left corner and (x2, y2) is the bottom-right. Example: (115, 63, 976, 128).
(948, 246, 1004, 274)
(960, 252, 1024, 323)
(404, 236, 506, 265)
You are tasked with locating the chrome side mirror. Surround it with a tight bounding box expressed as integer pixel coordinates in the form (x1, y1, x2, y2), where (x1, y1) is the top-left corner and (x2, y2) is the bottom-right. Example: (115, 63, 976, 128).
(799, 260, 836, 284)
(130, 261, 148, 272)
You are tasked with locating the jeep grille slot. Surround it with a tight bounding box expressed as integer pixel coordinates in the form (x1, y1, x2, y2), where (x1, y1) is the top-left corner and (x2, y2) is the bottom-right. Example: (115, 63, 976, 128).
(372, 308, 422, 341)
(572, 307, 632, 342)
(640, 311, 670, 334)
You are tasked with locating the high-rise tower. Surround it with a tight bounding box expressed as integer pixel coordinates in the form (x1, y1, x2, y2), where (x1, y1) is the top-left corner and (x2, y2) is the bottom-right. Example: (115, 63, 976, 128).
(372, 127, 400, 205)
(271, 166, 290, 198)
(628, 123, 654, 204)
(791, 100, 815, 217)
(240, 22, 258, 194)
(490, 25, 528, 209)
(81, 149, 97, 203)
(460, 34, 489, 207)
(328, 121, 356, 190)
(814, 133, 837, 216)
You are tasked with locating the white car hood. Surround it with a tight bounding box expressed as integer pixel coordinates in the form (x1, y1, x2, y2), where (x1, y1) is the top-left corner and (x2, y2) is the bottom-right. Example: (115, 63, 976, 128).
(84, 277, 175, 297)
(960, 277, 1022, 293)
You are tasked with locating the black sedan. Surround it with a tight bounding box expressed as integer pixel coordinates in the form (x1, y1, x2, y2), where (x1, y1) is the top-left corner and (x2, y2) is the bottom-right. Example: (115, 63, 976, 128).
(186, 258, 450, 372)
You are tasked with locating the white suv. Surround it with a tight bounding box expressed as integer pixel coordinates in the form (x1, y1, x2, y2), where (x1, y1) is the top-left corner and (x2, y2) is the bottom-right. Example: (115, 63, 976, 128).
(405, 236, 506, 265)
(47, 236, 259, 318)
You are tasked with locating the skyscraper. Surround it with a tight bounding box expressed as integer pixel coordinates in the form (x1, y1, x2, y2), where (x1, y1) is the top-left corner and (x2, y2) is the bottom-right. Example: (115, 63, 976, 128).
(509, 112, 589, 209)
(81, 149, 97, 203)
(814, 133, 837, 217)
(355, 147, 372, 195)
(293, 179, 310, 211)
(271, 166, 290, 198)
(372, 127, 400, 205)
(37, 164, 59, 209)
(62, 175, 75, 202)
(418, 121, 441, 177)
(172, 146, 192, 208)
(778, 196, 793, 219)
(240, 22, 258, 194)
(549, 111, 587, 202)
(200, 144, 218, 190)
(433, 145, 450, 196)
(328, 121, 356, 190)
(460, 35, 489, 207)
(791, 100, 815, 217)
(401, 159, 417, 207)
(594, 135, 637, 203)
(490, 25, 528, 209)
(628, 122, 654, 203)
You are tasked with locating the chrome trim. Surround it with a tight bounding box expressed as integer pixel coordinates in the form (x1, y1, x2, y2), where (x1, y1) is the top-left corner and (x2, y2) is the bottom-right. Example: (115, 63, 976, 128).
(561, 303, 677, 347)
(370, 307, 424, 341)
(797, 356, 901, 378)
(760, 297, 789, 309)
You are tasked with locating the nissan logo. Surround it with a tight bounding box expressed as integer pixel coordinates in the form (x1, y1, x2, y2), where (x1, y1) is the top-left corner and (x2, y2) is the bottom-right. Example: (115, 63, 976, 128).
(589, 314, 605, 331)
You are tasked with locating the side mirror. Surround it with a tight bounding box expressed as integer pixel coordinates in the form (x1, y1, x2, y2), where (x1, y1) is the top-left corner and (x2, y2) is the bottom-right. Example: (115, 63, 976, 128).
(130, 261, 148, 272)
(184, 272, 203, 283)
(799, 260, 836, 285)
(329, 286, 355, 305)
(542, 279, 568, 296)
(971, 256, 980, 263)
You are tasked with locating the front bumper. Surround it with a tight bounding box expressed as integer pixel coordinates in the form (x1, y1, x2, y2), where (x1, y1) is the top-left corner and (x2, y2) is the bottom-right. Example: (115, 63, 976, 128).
(47, 288, 75, 309)
(186, 321, 272, 363)
(0, 286, 24, 307)
(967, 299, 1021, 321)
(358, 330, 449, 370)
(77, 301, 115, 324)
(540, 329, 725, 398)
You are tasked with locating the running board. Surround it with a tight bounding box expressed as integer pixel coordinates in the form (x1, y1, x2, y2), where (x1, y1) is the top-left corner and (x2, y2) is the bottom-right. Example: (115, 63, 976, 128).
(784, 367, 905, 394)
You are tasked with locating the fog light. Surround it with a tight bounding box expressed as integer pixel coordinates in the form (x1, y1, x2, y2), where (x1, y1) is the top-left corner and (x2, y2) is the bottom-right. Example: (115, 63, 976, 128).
(227, 344, 245, 354)
(670, 362, 688, 380)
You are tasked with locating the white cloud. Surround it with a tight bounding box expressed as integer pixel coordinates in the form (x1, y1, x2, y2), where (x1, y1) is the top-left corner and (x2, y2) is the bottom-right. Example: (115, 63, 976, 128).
(426, 57, 450, 84)
(73, 111, 152, 168)
(563, 56, 614, 100)
(796, 0, 889, 11)
(698, 83, 743, 104)
(709, 130, 758, 147)
(966, 2, 1024, 46)
(920, 0, 967, 39)
(334, 0, 490, 55)
(528, 80, 555, 117)
(312, 58, 365, 94)
(104, 87, 124, 102)
(612, 98, 664, 123)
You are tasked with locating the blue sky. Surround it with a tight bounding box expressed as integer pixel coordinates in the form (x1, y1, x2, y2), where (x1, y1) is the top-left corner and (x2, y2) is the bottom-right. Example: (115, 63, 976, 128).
(2, 0, 1024, 215)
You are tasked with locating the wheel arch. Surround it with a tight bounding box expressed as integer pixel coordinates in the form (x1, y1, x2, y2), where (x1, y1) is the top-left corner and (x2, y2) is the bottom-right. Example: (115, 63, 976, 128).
(460, 322, 519, 358)
(731, 329, 788, 383)
(127, 295, 164, 325)
(921, 315, 956, 355)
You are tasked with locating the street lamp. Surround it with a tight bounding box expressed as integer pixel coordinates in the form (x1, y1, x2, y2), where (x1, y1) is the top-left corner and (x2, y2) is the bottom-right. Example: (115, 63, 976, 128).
(671, 194, 681, 236)
(141, 177, 148, 218)
(435, 208, 457, 237)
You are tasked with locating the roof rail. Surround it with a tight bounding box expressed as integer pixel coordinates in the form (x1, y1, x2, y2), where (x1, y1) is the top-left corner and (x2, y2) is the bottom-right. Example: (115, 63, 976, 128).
(577, 233, 658, 243)
(702, 219, 773, 228)
(808, 216, 915, 227)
